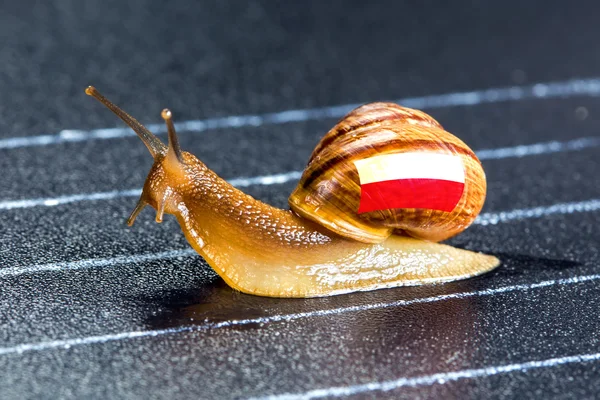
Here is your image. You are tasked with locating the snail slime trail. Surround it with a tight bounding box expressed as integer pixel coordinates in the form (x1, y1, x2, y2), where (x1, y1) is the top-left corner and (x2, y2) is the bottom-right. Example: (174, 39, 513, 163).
(86, 87, 500, 298)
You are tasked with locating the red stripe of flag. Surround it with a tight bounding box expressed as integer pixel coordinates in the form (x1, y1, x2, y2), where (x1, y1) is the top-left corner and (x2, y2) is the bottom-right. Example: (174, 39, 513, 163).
(357, 178, 465, 214)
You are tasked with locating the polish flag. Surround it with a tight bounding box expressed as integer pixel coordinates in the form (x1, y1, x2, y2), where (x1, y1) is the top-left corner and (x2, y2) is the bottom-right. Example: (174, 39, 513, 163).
(354, 152, 465, 214)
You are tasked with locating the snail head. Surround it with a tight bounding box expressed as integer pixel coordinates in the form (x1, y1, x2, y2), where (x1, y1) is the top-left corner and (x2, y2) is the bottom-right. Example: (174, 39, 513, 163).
(85, 86, 201, 226)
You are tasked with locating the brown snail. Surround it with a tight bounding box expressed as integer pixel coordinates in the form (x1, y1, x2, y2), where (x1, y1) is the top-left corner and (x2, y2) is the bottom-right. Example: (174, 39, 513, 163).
(86, 87, 499, 298)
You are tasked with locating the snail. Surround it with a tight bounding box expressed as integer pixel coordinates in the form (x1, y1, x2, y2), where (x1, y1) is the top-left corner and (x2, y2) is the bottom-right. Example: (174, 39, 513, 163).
(85, 86, 499, 298)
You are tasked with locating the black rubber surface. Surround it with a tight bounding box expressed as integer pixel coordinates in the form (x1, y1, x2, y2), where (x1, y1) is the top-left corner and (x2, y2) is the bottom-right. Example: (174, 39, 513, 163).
(1, 1, 600, 399)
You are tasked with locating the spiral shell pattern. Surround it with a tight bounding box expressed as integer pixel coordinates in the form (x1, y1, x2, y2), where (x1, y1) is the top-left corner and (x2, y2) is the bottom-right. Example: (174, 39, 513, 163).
(289, 102, 487, 243)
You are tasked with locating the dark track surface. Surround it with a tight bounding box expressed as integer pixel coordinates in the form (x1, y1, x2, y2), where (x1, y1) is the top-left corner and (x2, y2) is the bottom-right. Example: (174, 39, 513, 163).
(1, 1, 600, 399)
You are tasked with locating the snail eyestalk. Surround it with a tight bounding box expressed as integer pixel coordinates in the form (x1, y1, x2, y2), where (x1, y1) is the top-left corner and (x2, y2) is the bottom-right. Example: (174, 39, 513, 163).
(85, 86, 166, 158)
(161, 108, 184, 164)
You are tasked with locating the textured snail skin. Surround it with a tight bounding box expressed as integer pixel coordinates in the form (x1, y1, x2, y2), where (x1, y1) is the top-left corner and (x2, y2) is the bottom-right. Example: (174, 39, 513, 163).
(86, 87, 500, 298)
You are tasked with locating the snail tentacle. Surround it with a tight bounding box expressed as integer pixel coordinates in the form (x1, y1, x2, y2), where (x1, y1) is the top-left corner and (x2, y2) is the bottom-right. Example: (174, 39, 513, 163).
(85, 86, 167, 158)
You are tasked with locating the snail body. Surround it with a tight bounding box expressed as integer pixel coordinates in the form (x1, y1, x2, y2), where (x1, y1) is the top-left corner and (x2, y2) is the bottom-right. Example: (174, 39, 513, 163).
(86, 87, 499, 298)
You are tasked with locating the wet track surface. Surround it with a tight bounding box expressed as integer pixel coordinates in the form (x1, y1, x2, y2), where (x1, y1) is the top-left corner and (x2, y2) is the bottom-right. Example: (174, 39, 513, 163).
(1, 1, 600, 399)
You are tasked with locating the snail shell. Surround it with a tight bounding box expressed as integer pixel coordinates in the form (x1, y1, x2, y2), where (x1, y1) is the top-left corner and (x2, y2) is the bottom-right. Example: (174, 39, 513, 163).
(289, 102, 487, 243)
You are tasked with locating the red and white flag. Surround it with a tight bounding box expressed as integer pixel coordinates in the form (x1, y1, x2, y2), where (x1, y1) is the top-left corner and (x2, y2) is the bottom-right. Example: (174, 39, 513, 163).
(354, 152, 465, 214)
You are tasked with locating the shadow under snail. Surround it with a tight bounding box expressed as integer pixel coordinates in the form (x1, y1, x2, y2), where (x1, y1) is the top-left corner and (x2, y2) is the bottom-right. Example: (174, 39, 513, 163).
(85, 86, 500, 298)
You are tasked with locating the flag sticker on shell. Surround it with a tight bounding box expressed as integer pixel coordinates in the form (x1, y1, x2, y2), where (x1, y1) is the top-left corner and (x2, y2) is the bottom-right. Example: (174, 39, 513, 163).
(354, 152, 466, 214)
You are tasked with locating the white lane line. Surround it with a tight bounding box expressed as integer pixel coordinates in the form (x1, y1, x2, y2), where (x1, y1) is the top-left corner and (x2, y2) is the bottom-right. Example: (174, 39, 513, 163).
(0, 171, 304, 211)
(475, 199, 600, 226)
(475, 136, 600, 160)
(0, 273, 598, 356)
(228, 171, 303, 187)
(0, 189, 142, 210)
(1, 136, 598, 211)
(1, 197, 599, 278)
(0, 249, 197, 278)
(1, 78, 600, 150)
(253, 352, 600, 399)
